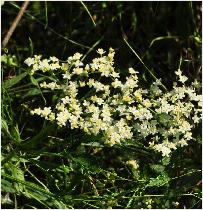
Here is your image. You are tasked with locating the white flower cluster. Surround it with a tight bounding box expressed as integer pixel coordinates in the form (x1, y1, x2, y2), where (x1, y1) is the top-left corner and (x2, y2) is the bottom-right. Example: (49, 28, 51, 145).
(40, 81, 61, 90)
(24, 55, 61, 75)
(25, 48, 202, 157)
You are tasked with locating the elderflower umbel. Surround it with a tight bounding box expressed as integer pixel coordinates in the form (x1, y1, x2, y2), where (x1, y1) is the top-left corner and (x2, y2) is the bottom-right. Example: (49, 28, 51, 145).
(27, 48, 201, 157)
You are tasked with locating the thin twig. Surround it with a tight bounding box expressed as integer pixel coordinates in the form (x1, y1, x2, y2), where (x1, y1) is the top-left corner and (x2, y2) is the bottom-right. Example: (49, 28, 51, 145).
(2, 1, 30, 48)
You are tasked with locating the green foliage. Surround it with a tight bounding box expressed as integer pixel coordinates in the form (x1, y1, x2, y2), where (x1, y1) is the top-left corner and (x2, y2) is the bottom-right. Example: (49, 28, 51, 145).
(147, 172, 170, 188)
(1, 1, 202, 209)
(3, 72, 27, 89)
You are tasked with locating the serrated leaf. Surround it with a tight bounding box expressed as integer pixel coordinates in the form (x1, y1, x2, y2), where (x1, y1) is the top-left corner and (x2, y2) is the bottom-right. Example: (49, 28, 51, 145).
(147, 172, 170, 187)
(162, 156, 170, 166)
(24, 186, 51, 201)
(2, 173, 54, 198)
(150, 164, 165, 173)
(10, 164, 25, 192)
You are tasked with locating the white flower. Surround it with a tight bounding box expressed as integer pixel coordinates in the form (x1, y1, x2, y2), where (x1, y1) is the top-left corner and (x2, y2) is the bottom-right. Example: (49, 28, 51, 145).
(72, 53, 83, 60)
(74, 60, 84, 67)
(61, 96, 70, 104)
(96, 97, 104, 105)
(178, 120, 192, 133)
(117, 105, 127, 114)
(142, 99, 152, 108)
(27, 48, 201, 157)
(156, 98, 174, 114)
(154, 144, 171, 157)
(184, 131, 192, 140)
(111, 72, 120, 78)
(112, 78, 122, 88)
(101, 104, 112, 123)
(62, 72, 71, 80)
(43, 107, 52, 116)
(124, 77, 138, 89)
(83, 100, 90, 107)
(175, 69, 188, 83)
(192, 114, 200, 124)
(40, 81, 61, 90)
(178, 139, 188, 147)
(39, 59, 50, 71)
(56, 110, 70, 126)
(130, 107, 152, 121)
(61, 63, 69, 71)
(123, 94, 133, 103)
(31, 107, 53, 120)
(97, 48, 105, 55)
(49, 56, 59, 62)
(56, 103, 65, 111)
(79, 81, 86, 87)
(50, 62, 61, 70)
(24, 57, 35, 66)
(129, 67, 138, 75)
(87, 79, 95, 87)
(93, 81, 105, 92)
(133, 91, 142, 101)
(179, 75, 188, 83)
(175, 69, 182, 77)
(73, 67, 83, 75)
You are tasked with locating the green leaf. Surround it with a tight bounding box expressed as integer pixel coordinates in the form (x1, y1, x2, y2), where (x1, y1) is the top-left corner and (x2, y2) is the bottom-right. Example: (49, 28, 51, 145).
(147, 172, 170, 187)
(29, 75, 46, 103)
(29, 37, 34, 57)
(10, 124, 22, 144)
(3, 72, 27, 89)
(156, 113, 173, 127)
(3, 163, 25, 192)
(1, 54, 18, 67)
(162, 156, 171, 166)
(1, 54, 8, 63)
(22, 88, 41, 98)
(1, 119, 10, 135)
(30, 75, 39, 86)
(1, 179, 16, 193)
(150, 164, 165, 173)
(2, 173, 54, 198)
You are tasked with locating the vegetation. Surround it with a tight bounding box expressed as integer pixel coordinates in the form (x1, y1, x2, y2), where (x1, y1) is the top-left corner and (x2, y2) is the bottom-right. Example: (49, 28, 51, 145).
(1, 1, 202, 209)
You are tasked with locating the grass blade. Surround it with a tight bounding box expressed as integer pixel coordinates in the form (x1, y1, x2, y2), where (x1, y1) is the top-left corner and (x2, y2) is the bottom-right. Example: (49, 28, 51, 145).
(81, 1, 96, 27)
(3, 72, 27, 89)
(123, 37, 167, 90)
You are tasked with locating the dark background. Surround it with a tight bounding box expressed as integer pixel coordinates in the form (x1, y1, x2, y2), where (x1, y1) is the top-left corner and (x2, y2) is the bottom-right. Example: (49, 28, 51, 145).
(2, 1, 202, 84)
